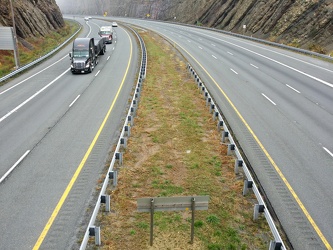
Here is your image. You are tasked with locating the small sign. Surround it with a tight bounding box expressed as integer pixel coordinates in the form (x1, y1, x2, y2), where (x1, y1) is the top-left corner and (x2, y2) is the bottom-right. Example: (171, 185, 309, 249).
(0, 27, 15, 50)
(137, 196, 209, 246)
(137, 196, 209, 212)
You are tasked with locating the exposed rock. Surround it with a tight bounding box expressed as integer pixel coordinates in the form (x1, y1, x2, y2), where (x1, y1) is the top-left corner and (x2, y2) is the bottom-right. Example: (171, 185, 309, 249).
(0, 0, 64, 39)
(56, 0, 333, 53)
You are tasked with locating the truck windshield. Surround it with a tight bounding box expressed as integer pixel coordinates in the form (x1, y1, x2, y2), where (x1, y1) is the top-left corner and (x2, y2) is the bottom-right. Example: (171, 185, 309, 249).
(100, 31, 111, 35)
(73, 50, 89, 58)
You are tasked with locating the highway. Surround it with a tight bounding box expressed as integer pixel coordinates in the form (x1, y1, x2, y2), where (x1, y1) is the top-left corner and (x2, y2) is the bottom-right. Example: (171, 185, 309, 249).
(1, 15, 332, 250)
(0, 18, 139, 249)
(111, 18, 333, 249)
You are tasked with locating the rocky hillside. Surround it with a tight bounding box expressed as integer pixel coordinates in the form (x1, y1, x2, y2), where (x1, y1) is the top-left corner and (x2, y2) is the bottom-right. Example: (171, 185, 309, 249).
(57, 0, 333, 53)
(0, 0, 64, 39)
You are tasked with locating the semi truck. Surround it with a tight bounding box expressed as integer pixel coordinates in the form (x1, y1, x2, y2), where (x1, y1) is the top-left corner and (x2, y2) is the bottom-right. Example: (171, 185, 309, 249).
(69, 37, 106, 74)
(98, 26, 113, 44)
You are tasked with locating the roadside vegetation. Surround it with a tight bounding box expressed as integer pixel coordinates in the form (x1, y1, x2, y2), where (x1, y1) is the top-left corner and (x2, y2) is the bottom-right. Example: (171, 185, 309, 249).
(0, 20, 80, 79)
(92, 30, 276, 249)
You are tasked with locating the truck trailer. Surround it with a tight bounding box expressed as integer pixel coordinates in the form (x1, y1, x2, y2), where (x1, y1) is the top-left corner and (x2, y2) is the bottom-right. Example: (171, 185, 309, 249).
(69, 37, 106, 74)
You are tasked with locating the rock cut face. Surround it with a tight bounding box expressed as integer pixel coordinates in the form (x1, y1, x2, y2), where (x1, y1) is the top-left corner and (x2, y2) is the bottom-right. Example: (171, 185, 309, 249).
(0, 0, 64, 39)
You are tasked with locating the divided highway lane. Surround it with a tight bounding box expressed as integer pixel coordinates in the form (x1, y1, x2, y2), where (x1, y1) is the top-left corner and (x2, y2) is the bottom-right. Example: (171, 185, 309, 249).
(0, 18, 93, 178)
(114, 19, 333, 249)
(0, 18, 139, 249)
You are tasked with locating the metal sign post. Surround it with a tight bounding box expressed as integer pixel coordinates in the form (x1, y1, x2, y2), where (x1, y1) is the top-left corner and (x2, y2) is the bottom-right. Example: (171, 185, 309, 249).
(9, 0, 20, 68)
(137, 196, 209, 246)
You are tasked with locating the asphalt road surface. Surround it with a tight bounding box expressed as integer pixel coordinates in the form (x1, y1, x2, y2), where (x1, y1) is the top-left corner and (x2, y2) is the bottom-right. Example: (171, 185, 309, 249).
(0, 18, 139, 249)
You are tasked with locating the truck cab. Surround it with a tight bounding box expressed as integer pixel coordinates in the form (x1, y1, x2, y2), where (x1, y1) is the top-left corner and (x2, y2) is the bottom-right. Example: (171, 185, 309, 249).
(98, 26, 113, 44)
(69, 38, 96, 74)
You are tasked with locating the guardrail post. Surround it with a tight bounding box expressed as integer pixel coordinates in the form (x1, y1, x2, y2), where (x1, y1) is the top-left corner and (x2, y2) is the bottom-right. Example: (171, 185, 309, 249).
(101, 195, 110, 212)
(227, 144, 235, 155)
(89, 226, 101, 245)
(269, 240, 282, 250)
(206, 96, 211, 106)
(243, 179, 253, 195)
(124, 125, 131, 137)
(128, 115, 133, 126)
(120, 137, 127, 149)
(210, 103, 215, 113)
(130, 106, 136, 116)
(213, 111, 219, 121)
(109, 170, 118, 186)
(217, 120, 223, 131)
(253, 204, 265, 220)
(222, 131, 228, 143)
(115, 152, 123, 165)
(234, 159, 243, 174)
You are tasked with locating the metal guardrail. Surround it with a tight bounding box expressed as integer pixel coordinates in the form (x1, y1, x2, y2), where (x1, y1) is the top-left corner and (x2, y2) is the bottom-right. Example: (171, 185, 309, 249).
(187, 64, 286, 250)
(79, 25, 147, 249)
(0, 19, 82, 83)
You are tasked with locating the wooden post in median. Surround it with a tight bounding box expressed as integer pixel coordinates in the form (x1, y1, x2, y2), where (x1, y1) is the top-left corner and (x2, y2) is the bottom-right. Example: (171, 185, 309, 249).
(191, 197, 195, 244)
(150, 198, 154, 246)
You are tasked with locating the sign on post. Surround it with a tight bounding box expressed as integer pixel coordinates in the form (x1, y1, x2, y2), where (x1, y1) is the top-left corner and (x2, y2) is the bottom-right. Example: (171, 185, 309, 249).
(137, 196, 209, 246)
(0, 27, 19, 68)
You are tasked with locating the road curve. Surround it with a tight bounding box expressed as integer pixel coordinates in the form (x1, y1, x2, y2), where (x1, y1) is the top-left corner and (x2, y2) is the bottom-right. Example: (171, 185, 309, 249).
(110, 18, 333, 250)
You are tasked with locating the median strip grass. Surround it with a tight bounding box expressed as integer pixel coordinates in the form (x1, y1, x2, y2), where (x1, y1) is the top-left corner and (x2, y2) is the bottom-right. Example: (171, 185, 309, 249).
(95, 30, 273, 249)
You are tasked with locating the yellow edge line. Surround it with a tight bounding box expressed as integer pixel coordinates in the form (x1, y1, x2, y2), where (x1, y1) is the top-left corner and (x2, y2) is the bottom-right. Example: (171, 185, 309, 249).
(33, 29, 133, 249)
(173, 39, 331, 249)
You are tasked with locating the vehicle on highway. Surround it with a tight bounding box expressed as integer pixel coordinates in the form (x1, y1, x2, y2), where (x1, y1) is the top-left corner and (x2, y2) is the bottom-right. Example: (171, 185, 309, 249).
(84, 17, 90, 21)
(69, 37, 106, 74)
(111, 22, 118, 27)
(98, 26, 113, 44)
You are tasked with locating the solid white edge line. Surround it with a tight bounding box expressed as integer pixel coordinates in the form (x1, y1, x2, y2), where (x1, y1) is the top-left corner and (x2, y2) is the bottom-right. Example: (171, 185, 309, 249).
(69, 95, 80, 107)
(323, 147, 333, 158)
(262, 93, 277, 105)
(0, 150, 30, 184)
(286, 84, 301, 93)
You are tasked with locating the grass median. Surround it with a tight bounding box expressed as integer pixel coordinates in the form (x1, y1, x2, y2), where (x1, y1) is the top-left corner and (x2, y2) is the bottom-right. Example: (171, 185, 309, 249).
(95, 30, 273, 250)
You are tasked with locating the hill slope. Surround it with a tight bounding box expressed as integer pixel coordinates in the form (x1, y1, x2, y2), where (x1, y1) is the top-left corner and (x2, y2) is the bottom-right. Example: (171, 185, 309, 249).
(0, 0, 64, 39)
(57, 0, 333, 53)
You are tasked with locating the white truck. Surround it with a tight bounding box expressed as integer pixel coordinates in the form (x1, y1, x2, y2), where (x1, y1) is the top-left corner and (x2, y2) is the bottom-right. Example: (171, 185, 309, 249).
(98, 26, 113, 44)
